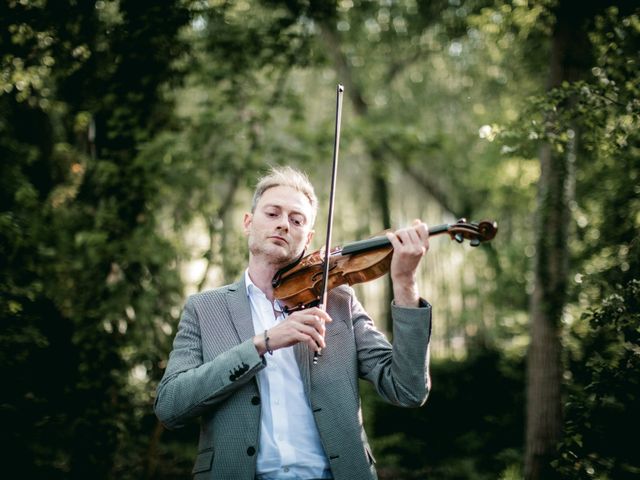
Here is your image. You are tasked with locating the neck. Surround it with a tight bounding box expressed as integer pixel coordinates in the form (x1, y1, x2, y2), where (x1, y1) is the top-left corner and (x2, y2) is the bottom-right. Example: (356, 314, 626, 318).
(247, 255, 284, 301)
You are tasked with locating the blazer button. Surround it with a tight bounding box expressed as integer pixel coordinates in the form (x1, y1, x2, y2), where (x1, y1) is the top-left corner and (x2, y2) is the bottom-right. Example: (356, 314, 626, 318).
(251, 396, 260, 405)
(247, 446, 256, 456)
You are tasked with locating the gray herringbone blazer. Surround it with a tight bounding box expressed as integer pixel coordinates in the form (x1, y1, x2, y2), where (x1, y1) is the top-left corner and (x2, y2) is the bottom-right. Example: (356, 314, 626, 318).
(154, 277, 432, 480)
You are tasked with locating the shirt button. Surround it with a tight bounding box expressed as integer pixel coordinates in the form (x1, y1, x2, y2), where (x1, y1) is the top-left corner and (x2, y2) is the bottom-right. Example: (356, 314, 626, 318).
(283, 467, 290, 473)
(251, 395, 260, 405)
(246, 446, 256, 456)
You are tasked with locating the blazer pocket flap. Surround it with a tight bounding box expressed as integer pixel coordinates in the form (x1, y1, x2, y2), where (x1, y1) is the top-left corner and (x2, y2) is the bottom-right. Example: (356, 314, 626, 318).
(192, 449, 214, 474)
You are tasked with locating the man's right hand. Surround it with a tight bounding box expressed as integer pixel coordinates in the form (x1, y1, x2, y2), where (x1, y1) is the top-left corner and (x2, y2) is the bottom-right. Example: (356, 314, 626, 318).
(253, 307, 333, 355)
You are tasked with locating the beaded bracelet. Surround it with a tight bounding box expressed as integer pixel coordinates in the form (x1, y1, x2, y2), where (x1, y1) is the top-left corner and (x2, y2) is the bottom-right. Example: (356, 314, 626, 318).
(264, 330, 273, 355)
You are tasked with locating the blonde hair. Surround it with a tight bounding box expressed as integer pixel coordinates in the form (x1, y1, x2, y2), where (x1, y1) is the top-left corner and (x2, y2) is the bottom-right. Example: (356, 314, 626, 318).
(252, 166, 318, 225)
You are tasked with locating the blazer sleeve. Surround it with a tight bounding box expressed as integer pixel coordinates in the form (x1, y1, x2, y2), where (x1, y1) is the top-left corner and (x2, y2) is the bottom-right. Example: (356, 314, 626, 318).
(353, 291, 432, 407)
(154, 295, 266, 430)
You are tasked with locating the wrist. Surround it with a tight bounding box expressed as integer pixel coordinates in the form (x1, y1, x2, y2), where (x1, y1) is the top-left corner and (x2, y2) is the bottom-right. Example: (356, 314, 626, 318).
(253, 334, 267, 356)
(253, 330, 274, 356)
(393, 280, 420, 307)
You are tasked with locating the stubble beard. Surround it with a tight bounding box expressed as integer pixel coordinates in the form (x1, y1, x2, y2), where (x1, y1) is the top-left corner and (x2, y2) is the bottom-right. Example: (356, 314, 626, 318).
(248, 235, 301, 269)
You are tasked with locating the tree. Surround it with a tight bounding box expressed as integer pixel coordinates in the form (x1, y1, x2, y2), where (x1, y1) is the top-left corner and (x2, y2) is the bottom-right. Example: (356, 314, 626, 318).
(1, 1, 191, 477)
(493, 2, 639, 478)
(525, 1, 588, 476)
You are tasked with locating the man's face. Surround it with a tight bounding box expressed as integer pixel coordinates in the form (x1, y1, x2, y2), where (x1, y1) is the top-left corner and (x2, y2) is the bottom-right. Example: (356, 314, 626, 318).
(243, 185, 315, 267)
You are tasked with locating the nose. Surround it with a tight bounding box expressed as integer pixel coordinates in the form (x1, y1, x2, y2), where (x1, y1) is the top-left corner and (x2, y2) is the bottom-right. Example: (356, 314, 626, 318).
(275, 215, 289, 232)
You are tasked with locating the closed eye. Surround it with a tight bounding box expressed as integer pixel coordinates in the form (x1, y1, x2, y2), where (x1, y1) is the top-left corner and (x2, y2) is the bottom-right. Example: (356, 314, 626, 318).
(290, 215, 305, 227)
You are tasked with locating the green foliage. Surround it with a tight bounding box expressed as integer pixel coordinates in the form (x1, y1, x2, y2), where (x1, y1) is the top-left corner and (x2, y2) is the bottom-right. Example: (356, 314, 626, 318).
(493, 5, 639, 299)
(362, 345, 525, 480)
(1, 1, 190, 477)
(556, 280, 640, 479)
(488, 5, 638, 478)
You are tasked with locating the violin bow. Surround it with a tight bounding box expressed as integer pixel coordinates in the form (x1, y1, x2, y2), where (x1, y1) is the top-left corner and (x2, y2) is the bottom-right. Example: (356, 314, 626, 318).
(315, 83, 344, 364)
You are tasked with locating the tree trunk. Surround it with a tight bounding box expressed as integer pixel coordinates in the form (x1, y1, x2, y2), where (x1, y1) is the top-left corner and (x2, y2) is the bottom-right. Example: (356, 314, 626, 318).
(525, 144, 570, 480)
(524, 1, 591, 478)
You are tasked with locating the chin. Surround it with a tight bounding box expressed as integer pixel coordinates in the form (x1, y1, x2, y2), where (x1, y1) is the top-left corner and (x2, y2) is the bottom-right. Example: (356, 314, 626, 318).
(260, 247, 291, 264)
(251, 241, 301, 266)
(274, 249, 303, 267)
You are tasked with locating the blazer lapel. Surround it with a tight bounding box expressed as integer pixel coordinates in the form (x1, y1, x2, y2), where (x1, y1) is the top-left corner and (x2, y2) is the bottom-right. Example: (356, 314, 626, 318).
(225, 277, 255, 342)
(225, 277, 263, 395)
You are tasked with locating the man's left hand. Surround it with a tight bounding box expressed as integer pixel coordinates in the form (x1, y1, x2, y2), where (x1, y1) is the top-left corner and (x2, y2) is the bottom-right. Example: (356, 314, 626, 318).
(385, 219, 430, 307)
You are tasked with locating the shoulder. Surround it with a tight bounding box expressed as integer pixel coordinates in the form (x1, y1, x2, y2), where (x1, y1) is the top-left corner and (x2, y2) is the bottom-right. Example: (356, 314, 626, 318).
(186, 280, 243, 309)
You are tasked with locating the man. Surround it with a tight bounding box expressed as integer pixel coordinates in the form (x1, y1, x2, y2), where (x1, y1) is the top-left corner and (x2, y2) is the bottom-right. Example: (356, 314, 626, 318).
(155, 166, 433, 480)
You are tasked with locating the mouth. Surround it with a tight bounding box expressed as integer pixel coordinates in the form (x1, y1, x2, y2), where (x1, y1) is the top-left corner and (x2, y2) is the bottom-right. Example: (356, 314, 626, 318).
(268, 235, 288, 245)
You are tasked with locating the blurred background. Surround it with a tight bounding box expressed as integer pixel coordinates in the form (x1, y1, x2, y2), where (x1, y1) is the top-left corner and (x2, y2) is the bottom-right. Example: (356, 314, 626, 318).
(1, 1, 638, 479)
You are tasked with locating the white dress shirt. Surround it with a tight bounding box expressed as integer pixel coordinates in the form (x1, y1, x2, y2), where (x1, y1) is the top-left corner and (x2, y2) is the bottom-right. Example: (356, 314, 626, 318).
(245, 271, 332, 480)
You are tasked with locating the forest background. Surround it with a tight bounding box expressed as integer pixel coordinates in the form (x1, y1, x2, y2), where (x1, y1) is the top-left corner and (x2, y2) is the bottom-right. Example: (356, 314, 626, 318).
(1, 0, 638, 479)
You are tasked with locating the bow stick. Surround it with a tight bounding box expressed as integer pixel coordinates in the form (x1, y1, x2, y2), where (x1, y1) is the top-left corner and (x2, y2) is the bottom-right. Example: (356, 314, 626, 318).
(315, 83, 344, 364)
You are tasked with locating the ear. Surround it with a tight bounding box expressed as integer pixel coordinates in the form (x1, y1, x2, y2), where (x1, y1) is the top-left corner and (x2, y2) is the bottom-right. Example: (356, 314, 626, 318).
(305, 229, 315, 247)
(242, 213, 252, 236)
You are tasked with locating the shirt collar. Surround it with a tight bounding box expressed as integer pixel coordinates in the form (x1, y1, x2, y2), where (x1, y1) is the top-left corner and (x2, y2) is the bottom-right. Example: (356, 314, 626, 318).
(244, 269, 285, 315)
(244, 269, 261, 297)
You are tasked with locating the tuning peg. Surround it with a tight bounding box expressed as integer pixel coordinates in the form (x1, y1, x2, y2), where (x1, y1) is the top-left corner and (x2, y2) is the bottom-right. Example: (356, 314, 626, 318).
(470, 238, 480, 247)
(454, 233, 464, 243)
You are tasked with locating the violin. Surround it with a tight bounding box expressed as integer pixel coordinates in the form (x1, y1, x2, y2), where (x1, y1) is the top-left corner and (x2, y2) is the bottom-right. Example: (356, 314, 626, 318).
(299, 85, 497, 365)
(272, 218, 498, 313)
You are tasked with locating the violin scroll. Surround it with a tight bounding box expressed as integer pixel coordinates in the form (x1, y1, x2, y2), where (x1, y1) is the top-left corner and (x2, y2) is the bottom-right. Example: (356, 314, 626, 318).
(448, 218, 498, 247)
